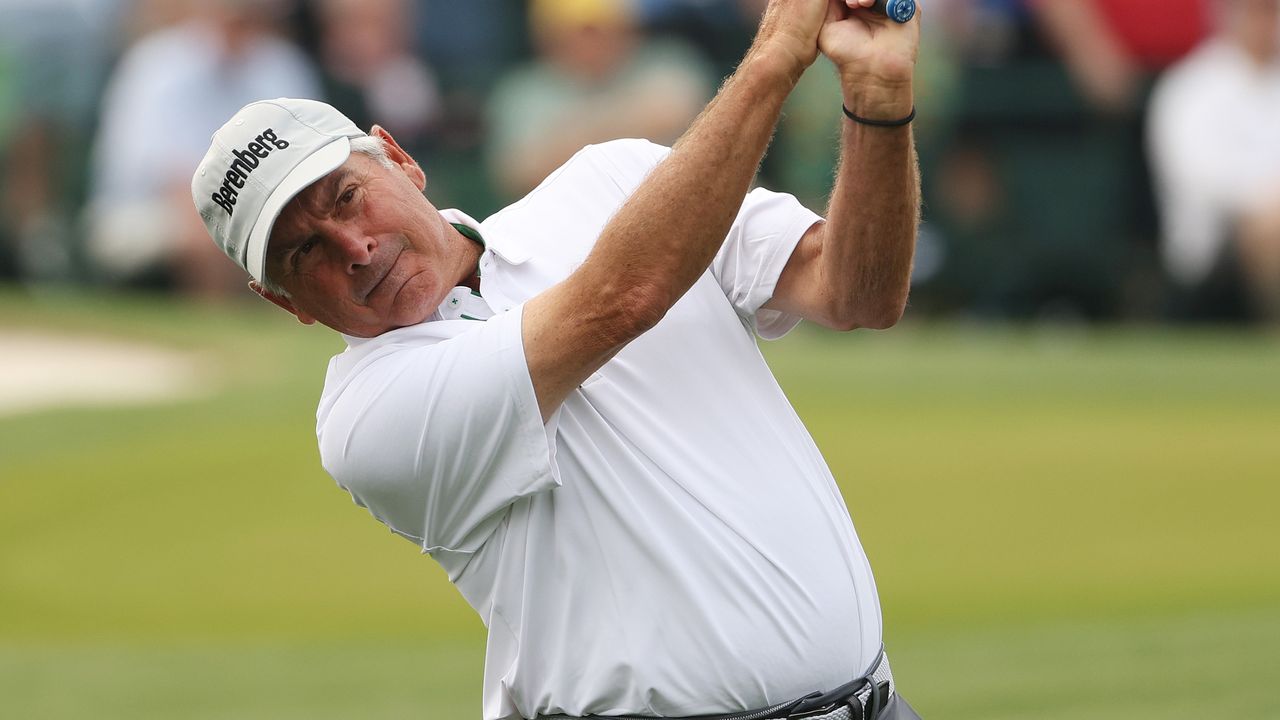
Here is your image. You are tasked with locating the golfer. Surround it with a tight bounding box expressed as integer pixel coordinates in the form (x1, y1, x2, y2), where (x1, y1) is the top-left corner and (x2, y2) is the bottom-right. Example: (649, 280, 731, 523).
(193, 0, 922, 718)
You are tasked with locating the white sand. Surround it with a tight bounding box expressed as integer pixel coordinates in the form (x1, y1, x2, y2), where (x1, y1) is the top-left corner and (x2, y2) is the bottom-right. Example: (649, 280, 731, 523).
(0, 331, 208, 417)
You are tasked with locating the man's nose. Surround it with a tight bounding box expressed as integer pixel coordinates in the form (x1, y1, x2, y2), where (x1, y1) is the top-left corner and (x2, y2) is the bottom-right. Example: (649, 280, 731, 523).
(334, 228, 376, 273)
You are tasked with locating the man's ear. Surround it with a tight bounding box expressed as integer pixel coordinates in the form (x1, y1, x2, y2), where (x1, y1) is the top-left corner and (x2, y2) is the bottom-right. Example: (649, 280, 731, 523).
(370, 125, 426, 191)
(248, 281, 316, 326)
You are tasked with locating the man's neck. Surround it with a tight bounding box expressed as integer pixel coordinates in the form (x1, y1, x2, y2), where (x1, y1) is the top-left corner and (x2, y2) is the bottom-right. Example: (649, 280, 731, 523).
(449, 222, 485, 292)
(461, 267, 482, 292)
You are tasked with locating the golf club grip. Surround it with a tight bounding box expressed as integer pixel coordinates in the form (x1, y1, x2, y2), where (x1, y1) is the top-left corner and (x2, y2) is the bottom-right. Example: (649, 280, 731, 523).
(870, 0, 917, 23)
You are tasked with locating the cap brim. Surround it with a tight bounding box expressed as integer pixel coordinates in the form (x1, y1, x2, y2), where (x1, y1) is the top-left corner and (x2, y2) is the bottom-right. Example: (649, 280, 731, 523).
(244, 137, 352, 284)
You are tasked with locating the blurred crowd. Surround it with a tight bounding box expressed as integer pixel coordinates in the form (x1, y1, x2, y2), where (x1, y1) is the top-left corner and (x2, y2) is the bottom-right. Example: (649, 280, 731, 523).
(0, 0, 1277, 323)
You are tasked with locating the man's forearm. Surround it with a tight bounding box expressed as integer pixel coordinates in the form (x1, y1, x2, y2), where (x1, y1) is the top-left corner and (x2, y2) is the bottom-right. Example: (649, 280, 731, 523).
(520, 4, 824, 419)
(578, 43, 807, 322)
(819, 81, 920, 328)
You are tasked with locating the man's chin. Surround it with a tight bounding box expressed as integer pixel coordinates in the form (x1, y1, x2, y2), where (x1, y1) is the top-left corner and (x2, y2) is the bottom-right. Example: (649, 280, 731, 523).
(388, 276, 438, 324)
(324, 307, 422, 339)
(318, 279, 438, 338)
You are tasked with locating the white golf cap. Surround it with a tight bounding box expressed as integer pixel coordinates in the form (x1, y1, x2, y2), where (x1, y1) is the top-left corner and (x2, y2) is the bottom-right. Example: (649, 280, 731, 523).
(192, 98, 366, 284)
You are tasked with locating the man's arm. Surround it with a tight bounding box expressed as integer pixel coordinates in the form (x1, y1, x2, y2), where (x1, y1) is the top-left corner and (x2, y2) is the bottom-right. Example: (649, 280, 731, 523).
(522, 0, 829, 421)
(766, 1, 922, 331)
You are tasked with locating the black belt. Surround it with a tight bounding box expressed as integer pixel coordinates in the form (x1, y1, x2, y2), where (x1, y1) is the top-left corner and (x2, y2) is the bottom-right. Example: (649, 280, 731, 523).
(539, 650, 895, 720)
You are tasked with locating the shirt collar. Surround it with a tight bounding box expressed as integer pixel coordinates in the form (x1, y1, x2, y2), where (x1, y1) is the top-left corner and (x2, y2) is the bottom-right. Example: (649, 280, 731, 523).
(439, 207, 530, 265)
(433, 286, 495, 322)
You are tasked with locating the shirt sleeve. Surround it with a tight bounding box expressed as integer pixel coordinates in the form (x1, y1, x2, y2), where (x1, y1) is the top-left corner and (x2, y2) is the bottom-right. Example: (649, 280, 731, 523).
(711, 187, 822, 340)
(588, 139, 822, 339)
(317, 306, 560, 554)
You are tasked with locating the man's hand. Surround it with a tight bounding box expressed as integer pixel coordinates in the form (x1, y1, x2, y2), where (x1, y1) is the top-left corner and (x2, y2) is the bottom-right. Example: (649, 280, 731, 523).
(748, 0, 831, 82)
(764, 0, 921, 331)
(820, 0, 920, 116)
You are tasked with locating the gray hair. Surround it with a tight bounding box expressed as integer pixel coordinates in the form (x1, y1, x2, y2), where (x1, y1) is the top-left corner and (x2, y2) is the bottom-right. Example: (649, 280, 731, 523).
(349, 135, 395, 169)
(259, 135, 393, 297)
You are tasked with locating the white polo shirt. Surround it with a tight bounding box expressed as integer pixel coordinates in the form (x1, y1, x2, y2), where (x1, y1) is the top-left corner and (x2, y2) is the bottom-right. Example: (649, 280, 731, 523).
(316, 140, 883, 719)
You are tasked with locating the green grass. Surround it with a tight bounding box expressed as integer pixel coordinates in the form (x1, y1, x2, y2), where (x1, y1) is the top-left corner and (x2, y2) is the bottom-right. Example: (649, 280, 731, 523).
(2, 287, 1278, 719)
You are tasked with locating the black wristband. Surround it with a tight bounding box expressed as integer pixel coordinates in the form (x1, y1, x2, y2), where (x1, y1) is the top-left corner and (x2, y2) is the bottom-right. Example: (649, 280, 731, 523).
(842, 104, 915, 127)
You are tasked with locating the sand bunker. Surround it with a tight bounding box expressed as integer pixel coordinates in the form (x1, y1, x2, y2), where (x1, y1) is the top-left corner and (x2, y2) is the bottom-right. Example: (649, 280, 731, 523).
(0, 331, 207, 417)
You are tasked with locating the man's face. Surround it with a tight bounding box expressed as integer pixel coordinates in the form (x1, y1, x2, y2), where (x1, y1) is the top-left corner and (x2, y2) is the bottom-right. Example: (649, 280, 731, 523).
(261, 133, 459, 338)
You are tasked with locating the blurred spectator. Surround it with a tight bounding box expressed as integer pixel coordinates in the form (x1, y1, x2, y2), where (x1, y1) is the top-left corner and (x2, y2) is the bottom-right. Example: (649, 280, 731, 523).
(918, 0, 1210, 320)
(1034, 0, 1210, 115)
(314, 0, 442, 160)
(414, 0, 527, 94)
(634, 0, 762, 78)
(0, 0, 125, 282)
(485, 0, 713, 199)
(85, 0, 319, 298)
(1148, 0, 1280, 322)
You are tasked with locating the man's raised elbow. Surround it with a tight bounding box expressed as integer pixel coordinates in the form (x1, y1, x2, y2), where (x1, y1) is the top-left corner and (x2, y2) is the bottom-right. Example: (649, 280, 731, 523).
(858, 305, 906, 330)
(598, 281, 670, 344)
(829, 297, 907, 332)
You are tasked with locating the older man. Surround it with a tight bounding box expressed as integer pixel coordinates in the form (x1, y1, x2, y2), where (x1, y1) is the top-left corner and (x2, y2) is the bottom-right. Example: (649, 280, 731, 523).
(192, 1, 922, 718)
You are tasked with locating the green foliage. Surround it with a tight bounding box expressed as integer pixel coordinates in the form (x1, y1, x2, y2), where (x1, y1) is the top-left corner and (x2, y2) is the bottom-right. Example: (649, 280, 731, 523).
(1, 288, 1277, 718)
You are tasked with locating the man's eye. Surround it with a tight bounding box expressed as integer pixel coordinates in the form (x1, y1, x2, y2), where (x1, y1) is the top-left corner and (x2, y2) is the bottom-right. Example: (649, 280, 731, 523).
(339, 187, 356, 205)
(298, 239, 317, 256)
